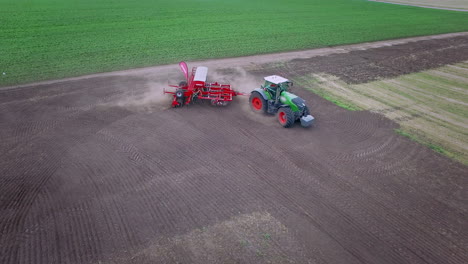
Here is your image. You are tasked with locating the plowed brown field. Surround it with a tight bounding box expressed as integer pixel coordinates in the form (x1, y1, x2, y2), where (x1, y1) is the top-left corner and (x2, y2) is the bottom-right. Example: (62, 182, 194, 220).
(1, 34, 467, 264)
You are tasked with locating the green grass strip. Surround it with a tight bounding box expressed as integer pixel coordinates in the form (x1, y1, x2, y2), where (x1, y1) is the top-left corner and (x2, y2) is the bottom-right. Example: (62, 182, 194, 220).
(395, 128, 465, 164)
(305, 87, 362, 111)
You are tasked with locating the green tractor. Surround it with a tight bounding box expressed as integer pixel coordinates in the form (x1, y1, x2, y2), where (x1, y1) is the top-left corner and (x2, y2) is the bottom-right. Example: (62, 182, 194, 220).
(249, 75, 315, 128)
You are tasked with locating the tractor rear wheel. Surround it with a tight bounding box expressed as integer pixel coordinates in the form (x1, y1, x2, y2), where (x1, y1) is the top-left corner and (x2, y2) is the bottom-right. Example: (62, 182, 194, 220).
(277, 107, 294, 128)
(249, 92, 267, 114)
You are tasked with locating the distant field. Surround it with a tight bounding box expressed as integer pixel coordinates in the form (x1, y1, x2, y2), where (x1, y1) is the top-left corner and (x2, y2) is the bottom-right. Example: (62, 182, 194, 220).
(1, 0, 468, 86)
(371, 0, 468, 10)
(299, 62, 468, 164)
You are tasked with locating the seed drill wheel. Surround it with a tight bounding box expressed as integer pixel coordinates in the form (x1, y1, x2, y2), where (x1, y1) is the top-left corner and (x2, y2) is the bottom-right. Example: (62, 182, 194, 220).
(175, 89, 185, 107)
(277, 107, 294, 128)
(175, 89, 185, 99)
(249, 92, 267, 114)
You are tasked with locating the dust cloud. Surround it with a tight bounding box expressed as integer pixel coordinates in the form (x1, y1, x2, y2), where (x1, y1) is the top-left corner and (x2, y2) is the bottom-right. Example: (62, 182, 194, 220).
(209, 66, 277, 125)
(210, 66, 260, 94)
(113, 80, 174, 112)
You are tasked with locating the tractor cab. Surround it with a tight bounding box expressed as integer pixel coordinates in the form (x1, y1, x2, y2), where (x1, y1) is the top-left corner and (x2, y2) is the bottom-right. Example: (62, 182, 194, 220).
(262, 75, 293, 101)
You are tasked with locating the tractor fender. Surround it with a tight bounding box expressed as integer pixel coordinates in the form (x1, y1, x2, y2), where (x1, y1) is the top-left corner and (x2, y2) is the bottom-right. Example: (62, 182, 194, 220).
(252, 88, 268, 100)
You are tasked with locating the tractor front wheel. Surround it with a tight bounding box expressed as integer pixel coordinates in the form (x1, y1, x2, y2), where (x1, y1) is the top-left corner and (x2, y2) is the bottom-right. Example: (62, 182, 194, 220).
(277, 107, 294, 128)
(303, 105, 310, 116)
(249, 92, 267, 114)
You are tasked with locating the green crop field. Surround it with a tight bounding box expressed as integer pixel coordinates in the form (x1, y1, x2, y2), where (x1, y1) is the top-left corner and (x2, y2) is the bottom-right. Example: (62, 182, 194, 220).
(1, 0, 468, 86)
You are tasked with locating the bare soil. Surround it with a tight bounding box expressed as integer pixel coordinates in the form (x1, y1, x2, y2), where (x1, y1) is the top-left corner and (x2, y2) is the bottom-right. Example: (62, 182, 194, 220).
(278, 35, 468, 84)
(1, 35, 467, 264)
(369, 0, 468, 11)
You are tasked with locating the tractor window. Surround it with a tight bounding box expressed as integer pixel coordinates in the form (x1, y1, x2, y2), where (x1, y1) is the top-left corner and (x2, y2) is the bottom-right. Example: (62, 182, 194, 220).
(278, 83, 287, 92)
(267, 85, 276, 96)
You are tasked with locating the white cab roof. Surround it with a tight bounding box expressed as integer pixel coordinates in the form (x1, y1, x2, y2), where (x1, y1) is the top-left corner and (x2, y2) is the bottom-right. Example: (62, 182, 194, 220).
(264, 75, 289, 84)
(194, 66, 208, 82)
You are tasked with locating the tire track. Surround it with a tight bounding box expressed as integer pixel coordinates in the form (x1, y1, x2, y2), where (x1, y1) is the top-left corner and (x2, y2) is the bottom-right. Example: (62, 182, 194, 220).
(236, 100, 466, 262)
(1, 103, 132, 264)
(290, 144, 468, 263)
